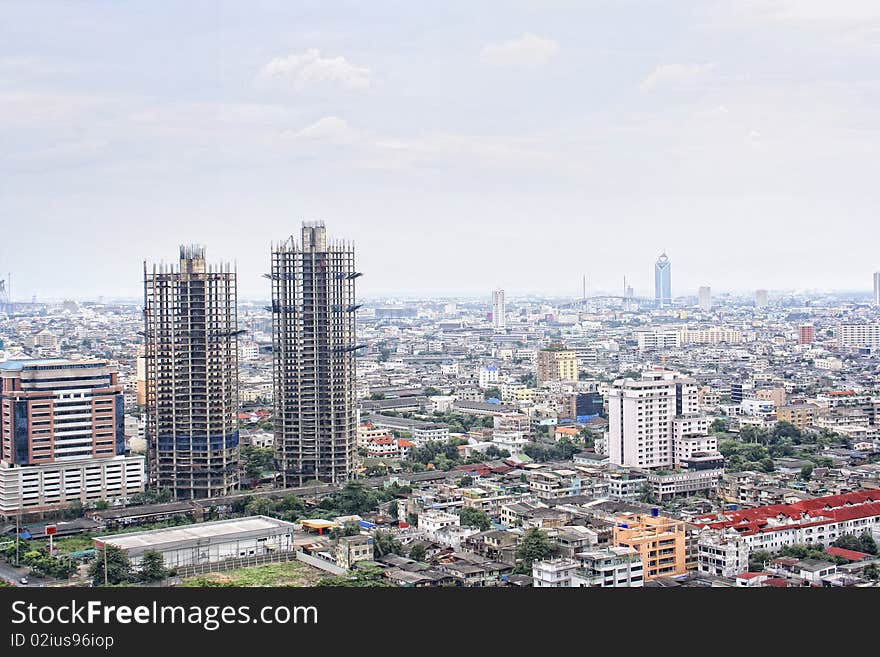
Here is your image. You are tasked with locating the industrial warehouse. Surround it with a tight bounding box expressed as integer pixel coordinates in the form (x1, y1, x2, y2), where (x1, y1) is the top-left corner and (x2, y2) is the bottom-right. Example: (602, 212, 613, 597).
(93, 516, 298, 569)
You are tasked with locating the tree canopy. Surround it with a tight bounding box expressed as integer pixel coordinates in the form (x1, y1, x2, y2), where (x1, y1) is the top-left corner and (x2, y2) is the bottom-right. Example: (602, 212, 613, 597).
(514, 528, 555, 574)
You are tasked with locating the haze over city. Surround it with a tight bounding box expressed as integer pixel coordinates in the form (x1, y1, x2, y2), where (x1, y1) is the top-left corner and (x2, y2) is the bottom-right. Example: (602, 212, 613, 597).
(3, 0, 880, 300)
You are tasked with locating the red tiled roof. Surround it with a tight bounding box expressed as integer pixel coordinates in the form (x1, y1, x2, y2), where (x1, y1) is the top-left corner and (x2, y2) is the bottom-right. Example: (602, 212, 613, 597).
(397, 439, 415, 448)
(695, 489, 880, 536)
(824, 546, 871, 562)
(762, 578, 789, 588)
(736, 572, 769, 579)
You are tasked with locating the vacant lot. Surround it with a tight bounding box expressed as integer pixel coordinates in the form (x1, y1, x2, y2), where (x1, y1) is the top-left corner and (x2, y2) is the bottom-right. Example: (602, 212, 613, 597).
(180, 560, 325, 587)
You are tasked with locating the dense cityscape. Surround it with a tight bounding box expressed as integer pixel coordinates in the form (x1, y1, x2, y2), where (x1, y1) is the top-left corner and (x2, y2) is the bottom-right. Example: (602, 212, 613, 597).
(1, 225, 879, 589)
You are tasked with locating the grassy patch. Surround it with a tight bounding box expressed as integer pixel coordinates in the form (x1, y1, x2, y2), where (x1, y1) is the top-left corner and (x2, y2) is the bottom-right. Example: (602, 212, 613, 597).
(180, 561, 324, 587)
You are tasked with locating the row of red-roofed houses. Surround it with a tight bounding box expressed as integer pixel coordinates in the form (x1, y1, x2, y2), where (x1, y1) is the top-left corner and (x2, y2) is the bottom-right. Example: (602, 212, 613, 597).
(695, 488, 880, 554)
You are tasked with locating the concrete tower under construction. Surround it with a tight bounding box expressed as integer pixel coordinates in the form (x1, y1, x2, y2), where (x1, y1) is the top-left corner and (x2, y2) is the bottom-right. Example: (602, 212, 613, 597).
(143, 245, 240, 499)
(270, 222, 359, 487)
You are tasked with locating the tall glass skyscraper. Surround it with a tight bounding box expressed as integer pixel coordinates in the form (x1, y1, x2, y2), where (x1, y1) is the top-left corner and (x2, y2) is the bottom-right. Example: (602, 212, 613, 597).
(143, 245, 240, 499)
(874, 271, 880, 306)
(270, 223, 359, 487)
(655, 252, 672, 307)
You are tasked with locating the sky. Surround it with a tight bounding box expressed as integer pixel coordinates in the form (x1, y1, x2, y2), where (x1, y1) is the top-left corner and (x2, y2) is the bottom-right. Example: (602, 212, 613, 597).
(2, 0, 880, 301)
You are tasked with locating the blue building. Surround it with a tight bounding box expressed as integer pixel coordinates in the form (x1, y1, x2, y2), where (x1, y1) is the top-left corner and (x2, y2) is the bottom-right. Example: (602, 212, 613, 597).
(654, 252, 671, 307)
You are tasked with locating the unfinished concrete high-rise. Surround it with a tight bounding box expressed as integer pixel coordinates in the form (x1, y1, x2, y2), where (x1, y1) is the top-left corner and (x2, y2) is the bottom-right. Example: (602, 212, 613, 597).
(270, 222, 359, 487)
(143, 245, 240, 499)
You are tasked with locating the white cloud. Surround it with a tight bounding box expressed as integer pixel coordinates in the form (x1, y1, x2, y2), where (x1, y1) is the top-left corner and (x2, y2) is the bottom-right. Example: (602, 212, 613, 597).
(281, 116, 358, 143)
(640, 63, 715, 91)
(259, 49, 371, 89)
(480, 34, 559, 68)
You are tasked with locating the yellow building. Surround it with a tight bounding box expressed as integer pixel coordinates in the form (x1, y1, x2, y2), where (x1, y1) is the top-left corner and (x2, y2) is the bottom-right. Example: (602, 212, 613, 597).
(756, 387, 786, 408)
(612, 513, 686, 580)
(536, 346, 578, 386)
(776, 403, 818, 430)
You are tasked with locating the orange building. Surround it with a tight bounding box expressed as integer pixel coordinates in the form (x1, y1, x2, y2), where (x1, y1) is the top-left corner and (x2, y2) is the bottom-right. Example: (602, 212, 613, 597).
(777, 403, 818, 430)
(612, 513, 686, 580)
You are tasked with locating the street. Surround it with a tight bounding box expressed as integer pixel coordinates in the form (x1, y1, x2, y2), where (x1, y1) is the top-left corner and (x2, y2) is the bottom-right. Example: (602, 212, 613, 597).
(0, 560, 50, 587)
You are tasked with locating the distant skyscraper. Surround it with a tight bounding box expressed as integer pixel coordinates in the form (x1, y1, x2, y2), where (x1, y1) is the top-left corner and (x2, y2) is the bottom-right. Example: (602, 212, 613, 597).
(143, 245, 240, 500)
(874, 272, 880, 306)
(271, 222, 358, 487)
(798, 324, 815, 345)
(755, 289, 769, 308)
(698, 286, 711, 312)
(654, 253, 671, 307)
(492, 288, 506, 330)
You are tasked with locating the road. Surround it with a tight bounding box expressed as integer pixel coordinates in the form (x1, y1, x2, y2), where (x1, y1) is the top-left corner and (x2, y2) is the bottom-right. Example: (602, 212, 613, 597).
(0, 559, 50, 588)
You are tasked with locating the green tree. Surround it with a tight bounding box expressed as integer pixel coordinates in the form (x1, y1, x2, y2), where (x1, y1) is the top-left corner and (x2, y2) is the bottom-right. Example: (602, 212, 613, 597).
(278, 494, 305, 521)
(514, 528, 554, 574)
(799, 464, 813, 481)
(773, 421, 801, 441)
(748, 550, 772, 572)
(372, 530, 403, 557)
(457, 476, 474, 487)
(139, 550, 168, 583)
(859, 532, 878, 555)
(245, 496, 274, 517)
(89, 545, 133, 586)
(710, 418, 726, 434)
(459, 507, 491, 531)
(484, 445, 511, 459)
(408, 543, 427, 562)
(336, 481, 380, 516)
(863, 563, 880, 581)
(484, 387, 502, 400)
(759, 457, 776, 473)
(424, 387, 441, 397)
(240, 445, 275, 481)
(318, 565, 393, 587)
(835, 531, 878, 556)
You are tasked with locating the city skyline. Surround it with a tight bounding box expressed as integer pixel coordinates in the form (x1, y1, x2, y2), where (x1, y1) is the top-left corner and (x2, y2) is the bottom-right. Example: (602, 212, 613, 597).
(4, 2, 880, 300)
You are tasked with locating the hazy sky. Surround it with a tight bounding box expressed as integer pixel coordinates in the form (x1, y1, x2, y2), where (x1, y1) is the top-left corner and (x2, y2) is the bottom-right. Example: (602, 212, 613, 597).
(2, 1, 880, 301)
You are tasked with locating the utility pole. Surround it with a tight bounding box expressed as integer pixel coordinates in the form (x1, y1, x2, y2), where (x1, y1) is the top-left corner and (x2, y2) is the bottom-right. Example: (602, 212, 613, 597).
(15, 513, 20, 566)
(103, 542, 108, 586)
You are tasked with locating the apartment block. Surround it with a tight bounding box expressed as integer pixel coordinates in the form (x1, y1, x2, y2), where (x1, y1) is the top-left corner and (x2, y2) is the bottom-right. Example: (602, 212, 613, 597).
(613, 513, 687, 580)
(0, 358, 144, 515)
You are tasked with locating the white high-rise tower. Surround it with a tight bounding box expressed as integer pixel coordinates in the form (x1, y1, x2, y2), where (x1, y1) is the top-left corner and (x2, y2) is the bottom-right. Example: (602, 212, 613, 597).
(698, 286, 711, 312)
(492, 288, 506, 330)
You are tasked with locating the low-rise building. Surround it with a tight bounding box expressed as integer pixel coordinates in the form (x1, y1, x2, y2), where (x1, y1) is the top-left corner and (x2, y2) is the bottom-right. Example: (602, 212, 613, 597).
(418, 509, 460, 538)
(571, 547, 644, 587)
(694, 489, 880, 555)
(697, 529, 750, 578)
(335, 534, 374, 569)
(94, 516, 297, 569)
(532, 557, 579, 587)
